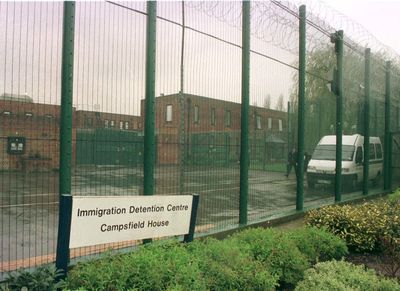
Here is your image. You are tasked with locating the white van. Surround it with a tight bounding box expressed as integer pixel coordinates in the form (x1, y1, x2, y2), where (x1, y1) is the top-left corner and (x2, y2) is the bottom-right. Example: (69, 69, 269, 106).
(306, 134, 383, 190)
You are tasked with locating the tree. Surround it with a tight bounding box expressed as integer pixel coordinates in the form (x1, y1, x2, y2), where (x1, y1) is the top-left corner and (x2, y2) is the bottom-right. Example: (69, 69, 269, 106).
(263, 94, 271, 109)
(289, 44, 399, 152)
(276, 94, 285, 111)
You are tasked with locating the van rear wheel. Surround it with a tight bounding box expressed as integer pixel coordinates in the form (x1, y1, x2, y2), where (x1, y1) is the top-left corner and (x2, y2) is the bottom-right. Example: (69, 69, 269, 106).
(307, 177, 315, 189)
(343, 175, 357, 192)
(351, 176, 358, 191)
(372, 173, 381, 187)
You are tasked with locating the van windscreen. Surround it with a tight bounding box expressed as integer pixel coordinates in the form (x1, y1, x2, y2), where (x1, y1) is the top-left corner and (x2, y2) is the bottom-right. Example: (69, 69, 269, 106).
(312, 145, 355, 161)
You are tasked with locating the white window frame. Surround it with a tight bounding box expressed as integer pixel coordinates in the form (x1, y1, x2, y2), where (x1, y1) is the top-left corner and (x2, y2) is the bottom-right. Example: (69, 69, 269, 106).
(194, 105, 200, 124)
(225, 110, 231, 127)
(256, 115, 262, 130)
(211, 108, 216, 126)
(166, 105, 173, 122)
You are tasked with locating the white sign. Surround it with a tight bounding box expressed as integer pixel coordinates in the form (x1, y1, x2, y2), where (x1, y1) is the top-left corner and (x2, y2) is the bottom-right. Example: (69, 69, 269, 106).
(69, 195, 193, 248)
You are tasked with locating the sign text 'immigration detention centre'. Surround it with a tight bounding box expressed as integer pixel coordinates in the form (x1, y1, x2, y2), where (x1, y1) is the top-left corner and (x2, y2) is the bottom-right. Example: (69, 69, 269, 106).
(69, 195, 193, 248)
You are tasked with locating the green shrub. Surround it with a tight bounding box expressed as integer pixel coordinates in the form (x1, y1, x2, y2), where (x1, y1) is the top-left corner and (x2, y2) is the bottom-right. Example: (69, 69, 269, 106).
(295, 260, 400, 291)
(4, 265, 63, 291)
(229, 228, 310, 287)
(305, 200, 400, 252)
(388, 188, 400, 203)
(286, 227, 348, 263)
(64, 241, 206, 291)
(188, 238, 278, 290)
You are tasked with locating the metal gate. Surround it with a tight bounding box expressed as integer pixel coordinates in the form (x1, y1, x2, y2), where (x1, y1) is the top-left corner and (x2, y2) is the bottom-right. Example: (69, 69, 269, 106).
(76, 129, 144, 166)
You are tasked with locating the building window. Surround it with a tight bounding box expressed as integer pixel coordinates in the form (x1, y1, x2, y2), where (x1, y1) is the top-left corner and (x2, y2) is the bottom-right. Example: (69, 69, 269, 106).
(125, 121, 129, 130)
(194, 105, 199, 124)
(7, 137, 26, 155)
(278, 119, 283, 131)
(110, 120, 115, 128)
(256, 115, 262, 129)
(225, 110, 231, 127)
(165, 104, 173, 122)
(119, 121, 124, 129)
(268, 118, 272, 130)
(211, 108, 216, 126)
(104, 119, 109, 128)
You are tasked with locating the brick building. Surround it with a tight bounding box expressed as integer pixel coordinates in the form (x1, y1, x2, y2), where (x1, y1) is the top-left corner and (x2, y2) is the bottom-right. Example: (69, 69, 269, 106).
(75, 110, 142, 131)
(142, 93, 288, 164)
(0, 94, 76, 171)
(1, 92, 287, 170)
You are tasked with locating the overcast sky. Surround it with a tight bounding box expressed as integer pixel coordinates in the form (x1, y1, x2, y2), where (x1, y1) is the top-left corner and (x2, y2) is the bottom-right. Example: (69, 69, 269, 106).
(322, 0, 400, 56)
(1, 1, 398, 115)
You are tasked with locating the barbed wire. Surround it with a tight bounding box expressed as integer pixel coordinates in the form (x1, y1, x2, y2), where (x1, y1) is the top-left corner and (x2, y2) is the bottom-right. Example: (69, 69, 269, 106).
(185, 0, 400, 65)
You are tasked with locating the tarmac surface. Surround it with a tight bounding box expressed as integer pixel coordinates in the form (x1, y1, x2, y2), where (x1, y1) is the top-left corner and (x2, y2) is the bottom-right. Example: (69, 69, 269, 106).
(0, 165, 382, 276)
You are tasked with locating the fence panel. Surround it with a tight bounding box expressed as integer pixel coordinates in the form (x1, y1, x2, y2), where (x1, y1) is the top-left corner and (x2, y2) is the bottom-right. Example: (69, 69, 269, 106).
(248, 1, 299, 221)
(301, 12, 337, 207)
(0, 2, 63, 275)
(1, 1, 399, 278)
(369, 57, 386, 193)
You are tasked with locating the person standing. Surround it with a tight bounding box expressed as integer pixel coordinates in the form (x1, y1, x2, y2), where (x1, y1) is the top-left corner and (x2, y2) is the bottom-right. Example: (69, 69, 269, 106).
(286, 147, 298, 177)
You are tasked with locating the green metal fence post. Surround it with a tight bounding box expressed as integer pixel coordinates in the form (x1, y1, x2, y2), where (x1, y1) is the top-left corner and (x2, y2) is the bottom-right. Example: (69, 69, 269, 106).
(287, 101, 291, 169)
(179, 1, 186, 195)
(363, 48, 371, 195)
(143, 1, 157, 197)
(263, 130, 267, 171)
(225, 133, 230, 167)
(332, 30, 343, 202)
(55, 1, 76, 277)
(389, 132, 393, 189)
(239, 0, 250, 226)
(297, 5, 306, 211)
(384, 61, 391, 190)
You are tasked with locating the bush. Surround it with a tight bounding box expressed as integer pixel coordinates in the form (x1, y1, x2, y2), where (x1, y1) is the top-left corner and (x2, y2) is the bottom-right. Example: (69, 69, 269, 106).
(64, 239, 278, 291)
(295, 260, 400, 291)
(305, 199, 400, 252)
(188, 238, 278, 290)
(287, 227, 348, 264)
(388, 188, 400, 203)
(229, 228, 310, 287)
(64, 241, 207, 291)
(4, 265, 63, 291)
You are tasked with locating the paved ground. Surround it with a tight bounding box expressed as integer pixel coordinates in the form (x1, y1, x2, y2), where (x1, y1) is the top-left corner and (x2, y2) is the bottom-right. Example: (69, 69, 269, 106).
(0, 165, 383, 275)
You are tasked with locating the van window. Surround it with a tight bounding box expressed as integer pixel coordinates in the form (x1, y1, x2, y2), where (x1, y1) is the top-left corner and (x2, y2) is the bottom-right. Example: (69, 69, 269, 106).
(312, 144, 355, 161)
(355, 147, 363, 164)
(375, 144, 383, 159)
(369, 143, 376, 160)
